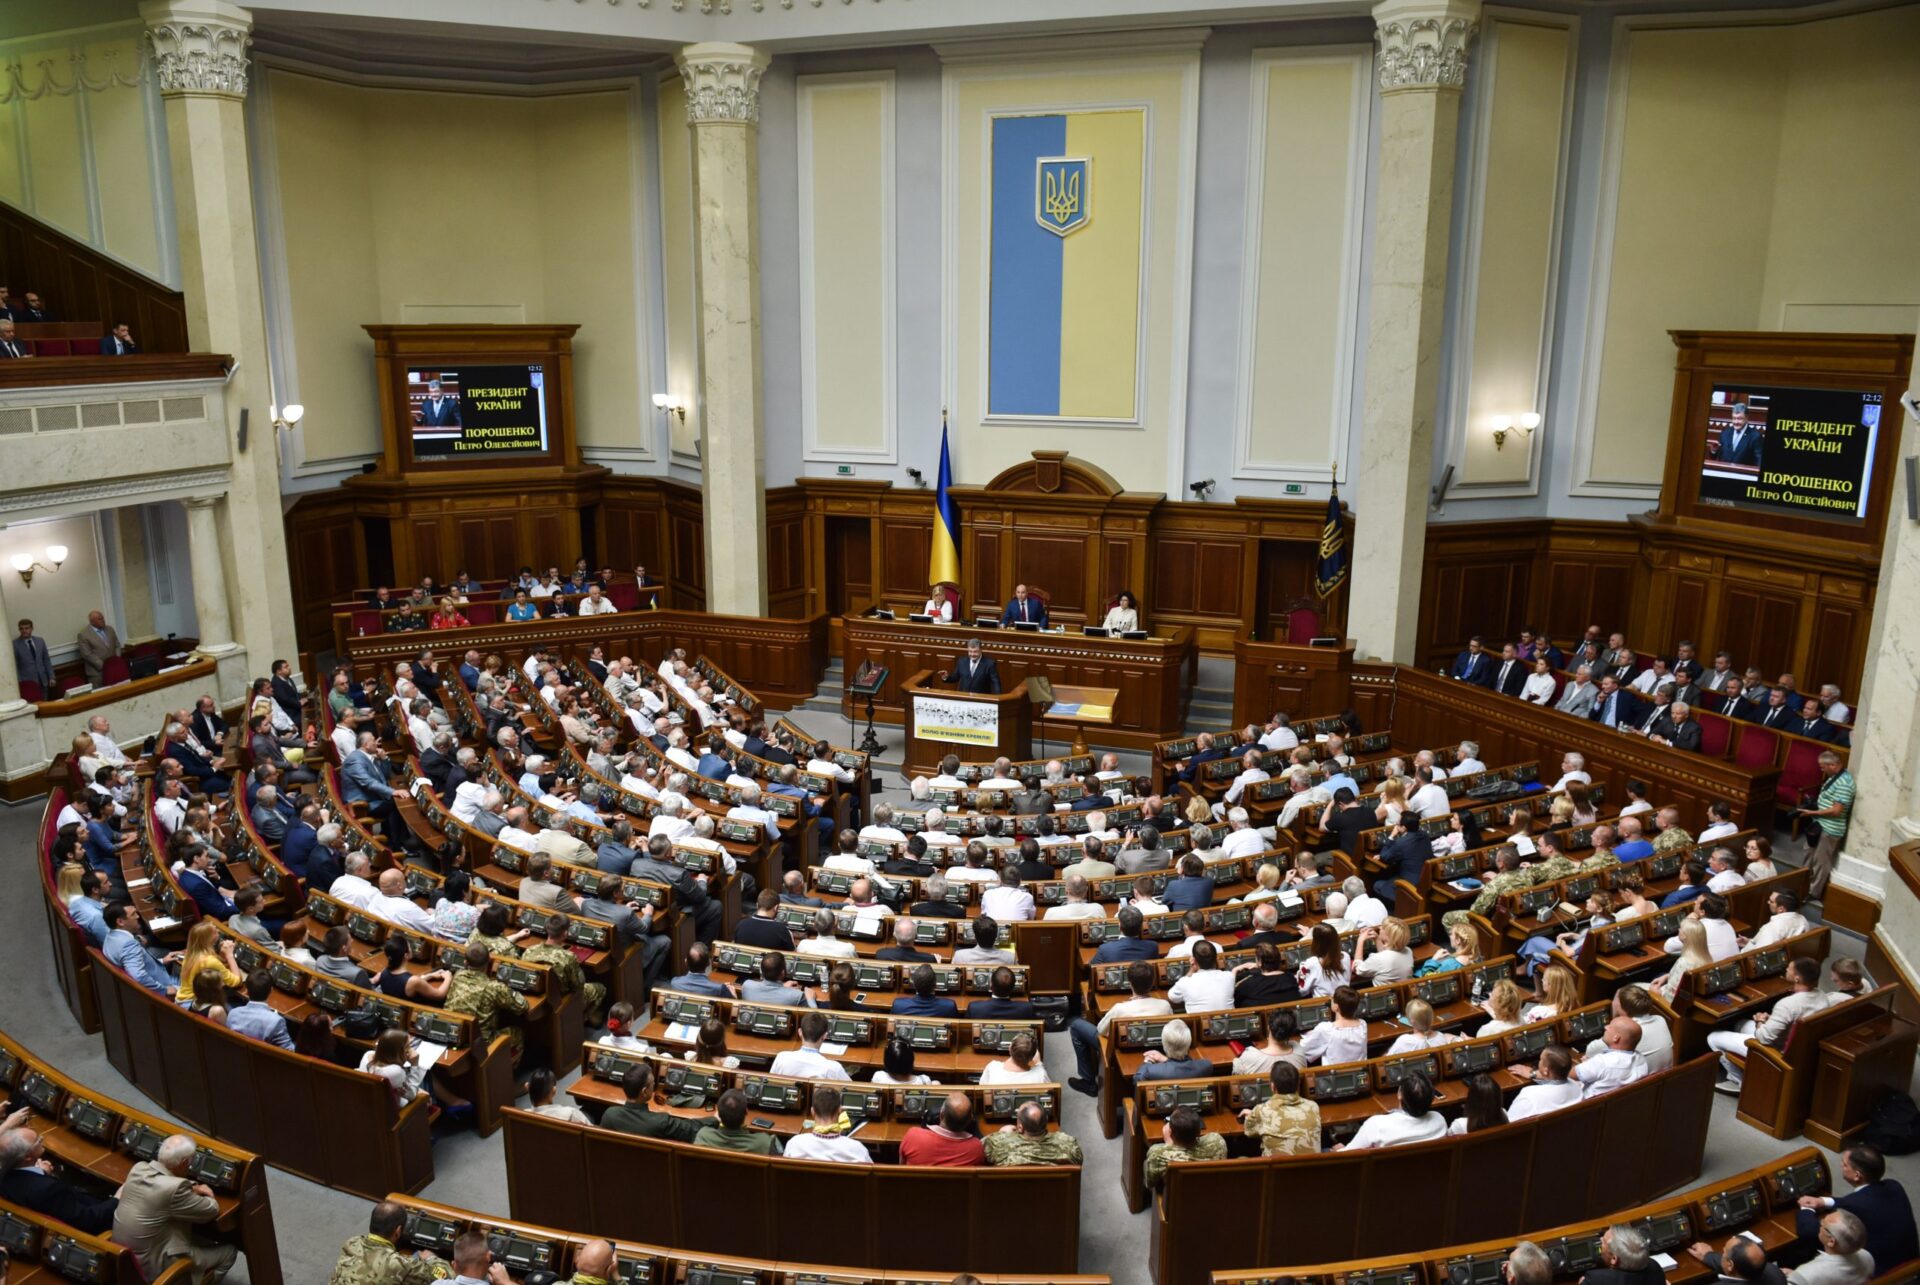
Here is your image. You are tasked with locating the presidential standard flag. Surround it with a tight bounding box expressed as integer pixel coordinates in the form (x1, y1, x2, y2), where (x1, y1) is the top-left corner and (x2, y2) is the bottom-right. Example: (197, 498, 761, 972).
(1315, 486, 1348, 599)
(929, 421, 961, 589)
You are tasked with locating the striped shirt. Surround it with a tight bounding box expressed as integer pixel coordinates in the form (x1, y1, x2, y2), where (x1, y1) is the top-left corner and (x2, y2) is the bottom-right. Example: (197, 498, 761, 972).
(1815, 770, 1854, 836)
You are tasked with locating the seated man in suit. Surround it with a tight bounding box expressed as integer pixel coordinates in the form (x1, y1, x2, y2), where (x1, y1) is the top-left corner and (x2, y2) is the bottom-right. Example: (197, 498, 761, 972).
(1651, 701, 1702, 751)
(945, 637, 1000, 693)
(1161, 854, 1215, 912)
(1000, 583, 1048, 628)
(890, 963, 959, 1017)
(0, 1116, 118, 1233)
(1794, 697, 1848, 746)
(1176, 732, 1228, 785)
(1491, 642, 1529, 697)
(1449, 635, 1495, 687)
(877, 917, 939, 963)
(1583, 1224, 1668, 1285)
(102, 322, 139, 356)
(1590, 675, 1647, 731)
(1787, 1211, 1875, 1285)
(967, 966, 1037, 1021)
(1688, 1236, 1785, 1284)
(1790, 1145, 1917, 1275)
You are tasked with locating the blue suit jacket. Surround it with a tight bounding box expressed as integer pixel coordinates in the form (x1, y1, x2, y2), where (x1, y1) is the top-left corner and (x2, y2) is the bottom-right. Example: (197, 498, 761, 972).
(280, 823, 319, 878)
(1177, 747, 1228, 784)
(967, 997, 1038, 1021)
(1590, 689, 1648, 729)
(597, 841, 638, 875)
(1660, 884, 1706, 909)
(179, 867, 236, 920)
(340, 750, 394, 805)
(695, 753, 732, 780)
(84, 820, 120, 872)
(891, 994, 960, 1018)
(1091, 936, 1159, 965)
(459, 663, 481, 691)
(1001, 597, 1048, 628)
(1162, 876, 1215, 912)
(1377, 832, 1432, 888)
(164, 739, 219, 780)
(1795, 1180, 1918, 1272)
(1450, 650, 1494, 686)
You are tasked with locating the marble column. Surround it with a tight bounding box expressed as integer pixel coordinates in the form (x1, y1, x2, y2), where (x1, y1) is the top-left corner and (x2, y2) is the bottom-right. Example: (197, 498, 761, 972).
(675, 42, 771, 617)
(1349, 0, 1480, 662)
(183, 496, 236, 654)
(1837, 397, 1920, 913)
(141, 0, 293, 666)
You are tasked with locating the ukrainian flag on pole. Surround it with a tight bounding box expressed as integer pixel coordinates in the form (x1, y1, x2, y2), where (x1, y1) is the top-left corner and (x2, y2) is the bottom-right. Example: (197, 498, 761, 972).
(929, 416, 961, 588)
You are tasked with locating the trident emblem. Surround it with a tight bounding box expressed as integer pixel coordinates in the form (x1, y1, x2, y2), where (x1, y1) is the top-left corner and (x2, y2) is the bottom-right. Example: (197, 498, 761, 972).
(1035, 157, 1091, 237)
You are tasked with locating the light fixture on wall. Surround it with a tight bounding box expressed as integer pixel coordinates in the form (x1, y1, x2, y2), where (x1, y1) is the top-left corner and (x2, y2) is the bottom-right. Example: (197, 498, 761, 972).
(1491, 411, 1541, 451)
(270, 403, 305, 433)
(11, 544, 67, 588)
(651, 393, 687, 424)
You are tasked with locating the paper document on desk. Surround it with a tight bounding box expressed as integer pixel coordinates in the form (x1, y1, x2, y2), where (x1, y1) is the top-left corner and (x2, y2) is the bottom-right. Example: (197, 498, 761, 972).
(126, 878, 150, 888)
(819, 1042, 850, 1057)
(1051, 703, 1084, 718)
(147, 916, 179, 931)
(414, 1040, 449, 1068)
(665, 1022, 700, 1043)
(1511, 835, 1537, 855)
(1652, 1255, 1678, 1271)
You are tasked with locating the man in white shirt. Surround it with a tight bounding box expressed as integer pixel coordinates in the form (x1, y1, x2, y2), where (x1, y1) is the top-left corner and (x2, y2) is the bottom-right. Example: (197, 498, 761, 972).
(1548, 753, 1590, 794)
(1259, 714, 1299, 753)
(648, 794, 696, 844)
(1215, 751, 1270, 817)
(1166, 910, 1209, 959)
(768, 1011, 850, 1080)
(1452, 741, 1486, 776)
(1413, 749, 1449, 781)
(1819, 684, 1852, 726)
(927, 756, 966, 789)
(1166, 941, 1236, 1012)
(1342, 1073, 1447, 1149)
(329, 852, 379, 909)
(823, 840, 877, 877)
(152, 778, 189, 836)
(728, 784, 781, 842)
(1583, 985, 1673, 1073)
(577, 585, 618, 615)
(946, 843, 999, 885)
(981, 867, 1035, 922)
(87, 716, 130, 766)
(1666, 894, 1739, 961)
(980, 757, 1022, 789)
(370, 868, 434, 934)
(1506, 1046, 1584, 1121)
(919, 808, 961, 850)
(798, 908, 857, 959)
(663, 730, 699, 775)
(1219, 808, 1267, 859)
(1044, 873, 1107, 921)
(330, 710, 360, 764)
(858, 803, 907, 846)
(1697, 801, 1739, 845)
(1571, 1016, 1649, 1095)
(497, 808, 540, 853)
(782, 1085, 871, 1163)
(1093, 752, 1127, 784)
(1707, 956, 1829, 1091)
(451, 782, 494, 825)
(1748, 891, 1812, 948)
(1407, 768, 1450, 820)
(1276, 768, 1331, 830)
(1340, 876, 1388, 928)
(1704, 848, 1745, 895)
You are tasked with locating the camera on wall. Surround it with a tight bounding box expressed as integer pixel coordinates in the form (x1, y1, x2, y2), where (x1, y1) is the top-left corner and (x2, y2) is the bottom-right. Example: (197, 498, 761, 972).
(905, 467, 927, 488)
(1189, 478, 1215, 499)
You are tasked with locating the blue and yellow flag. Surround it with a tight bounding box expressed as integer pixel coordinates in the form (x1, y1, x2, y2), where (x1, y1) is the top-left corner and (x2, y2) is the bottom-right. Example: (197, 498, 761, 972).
(1315, 486, 1348, 599)
(929, 421, 960, 588)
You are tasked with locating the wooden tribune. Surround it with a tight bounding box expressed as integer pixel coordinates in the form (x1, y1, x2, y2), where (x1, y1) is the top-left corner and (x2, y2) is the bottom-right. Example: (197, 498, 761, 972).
(899, 668, 1034, 778)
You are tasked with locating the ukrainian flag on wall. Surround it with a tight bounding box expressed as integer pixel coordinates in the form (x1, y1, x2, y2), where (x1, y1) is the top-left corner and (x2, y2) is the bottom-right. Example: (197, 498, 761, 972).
(987, 109, 1144, 421)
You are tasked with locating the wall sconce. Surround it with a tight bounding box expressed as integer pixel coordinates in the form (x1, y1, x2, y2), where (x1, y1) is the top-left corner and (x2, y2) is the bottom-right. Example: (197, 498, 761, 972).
(651, 393, 687, 424)
(1491, 411, 1541, 451)
(270, 403, 305, 433)
(11, 545, 67, 587)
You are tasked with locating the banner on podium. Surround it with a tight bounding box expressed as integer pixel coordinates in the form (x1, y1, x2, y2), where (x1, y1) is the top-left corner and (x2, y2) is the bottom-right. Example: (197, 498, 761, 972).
(912, 694, 1001, 746)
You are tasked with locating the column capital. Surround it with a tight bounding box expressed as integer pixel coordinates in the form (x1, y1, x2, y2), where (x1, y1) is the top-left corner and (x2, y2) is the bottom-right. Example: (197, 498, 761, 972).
(182, 494, 221, 511)
(1372, 0, 1479, 94)
(674, 42, 771, 126)
(140, 0, 253, 100)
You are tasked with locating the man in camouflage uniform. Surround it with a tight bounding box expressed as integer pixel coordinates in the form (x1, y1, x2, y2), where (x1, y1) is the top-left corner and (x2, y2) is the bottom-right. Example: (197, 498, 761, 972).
(1238, 1064, 1321, 1155)
(1443, 847, 1537, 931)
(1573, 825, 1620, 875)
(522, 912, 607, 1027)
(1650, 806, 1694, 853)
(1528, 832, 1579, 884)
(329, 1201, 450, 1284)
(465, 904, 525, 961)
(983, 1102, 1084, 1166)
(566, 1239, 619, 1285)
(1143, 1105, 1229, 1190)
(445, 942, 528, 1065)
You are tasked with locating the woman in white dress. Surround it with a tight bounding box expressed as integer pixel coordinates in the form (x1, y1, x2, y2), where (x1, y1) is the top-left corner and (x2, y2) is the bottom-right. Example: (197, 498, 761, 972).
(921, 585, 955, 622)
(1521, 656, 1557, 705)
(1102, 590, 1141, 635)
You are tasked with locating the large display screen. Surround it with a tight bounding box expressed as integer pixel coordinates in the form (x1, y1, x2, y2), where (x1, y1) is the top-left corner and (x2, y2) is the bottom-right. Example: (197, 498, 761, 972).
(406, 365, 550, 460)
(1697, 383, 1883, 524)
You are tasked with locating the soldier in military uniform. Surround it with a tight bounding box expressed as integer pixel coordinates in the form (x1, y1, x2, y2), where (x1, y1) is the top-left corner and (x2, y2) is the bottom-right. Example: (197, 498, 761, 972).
(1527, 831, 1579, 883)
(1443, 847, 1538, 932)
(522, 912, 607, 1027)
(1238, 1062, 1322, 1156)
(566, 1239, 619, 1285)
(982, 1102, 1084, 1166)
(445, 942, 528, 1065)
(1650, 807, 1695, 853)
(1143, 1105, 1228, 1190)
(329, 1201, 450, 1285)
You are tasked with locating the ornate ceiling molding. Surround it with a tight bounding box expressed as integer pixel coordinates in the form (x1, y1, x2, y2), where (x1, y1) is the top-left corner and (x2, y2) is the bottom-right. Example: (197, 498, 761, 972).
(0, 46, 146, 105)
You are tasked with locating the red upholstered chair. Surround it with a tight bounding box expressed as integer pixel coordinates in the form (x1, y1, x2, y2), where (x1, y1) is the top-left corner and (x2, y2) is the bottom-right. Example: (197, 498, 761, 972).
(1547, 672, 1566, 707)
(934, 582, 961, 617)
(464, 600, 498, 625)
(1777, 737, 1828, 808)
(34, 339, 71, 356)
(1732, 725, 1779, 772)
(18, 680, 43, 702)
(350, 610, 382, 637)
(57, 675, 85, 696)
(1697, 711, 1732, 759)
(608, 582, 640, 611)
(69, 338, 101, 355)
(1285, 605, 1322, 644)
(100, 656, 131, 686)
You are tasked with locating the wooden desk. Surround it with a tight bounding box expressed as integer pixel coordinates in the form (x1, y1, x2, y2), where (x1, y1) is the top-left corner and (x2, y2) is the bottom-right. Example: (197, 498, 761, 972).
(31, 658, 215, 719)
(1046, 682, 1120, 757)
(841, 615, 1194, 754)
(899, 668, 1034, 775)
(1231, 637, 1356, 727)
(1805, 1008, 1919, 1149)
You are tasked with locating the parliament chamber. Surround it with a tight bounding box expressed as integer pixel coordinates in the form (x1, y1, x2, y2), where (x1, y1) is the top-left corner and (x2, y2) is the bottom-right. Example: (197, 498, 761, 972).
(2, 0, 1920, 1283)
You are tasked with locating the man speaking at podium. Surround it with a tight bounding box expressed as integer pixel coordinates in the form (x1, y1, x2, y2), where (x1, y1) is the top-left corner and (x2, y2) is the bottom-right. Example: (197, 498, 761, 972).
(944, 638, 1001, 694)
(1001, 584, 1048, 629)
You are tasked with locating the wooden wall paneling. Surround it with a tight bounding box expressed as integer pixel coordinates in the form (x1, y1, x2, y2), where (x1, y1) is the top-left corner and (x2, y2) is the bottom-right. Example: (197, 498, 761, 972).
(763, 488, 807, 618)
(880, 518, 934, 605)
(0, 199, 190, 350)
(1012, 530, 1090, 617)
(1812, 577, 1869, 699)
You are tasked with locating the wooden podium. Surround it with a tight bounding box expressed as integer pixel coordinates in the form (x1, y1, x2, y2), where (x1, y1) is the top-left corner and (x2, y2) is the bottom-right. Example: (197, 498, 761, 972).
(899, 669, 1032, 777)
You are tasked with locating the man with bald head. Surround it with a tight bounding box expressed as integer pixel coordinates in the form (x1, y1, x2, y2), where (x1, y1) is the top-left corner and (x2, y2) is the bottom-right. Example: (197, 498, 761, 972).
(899, 1091, 986, 1166)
